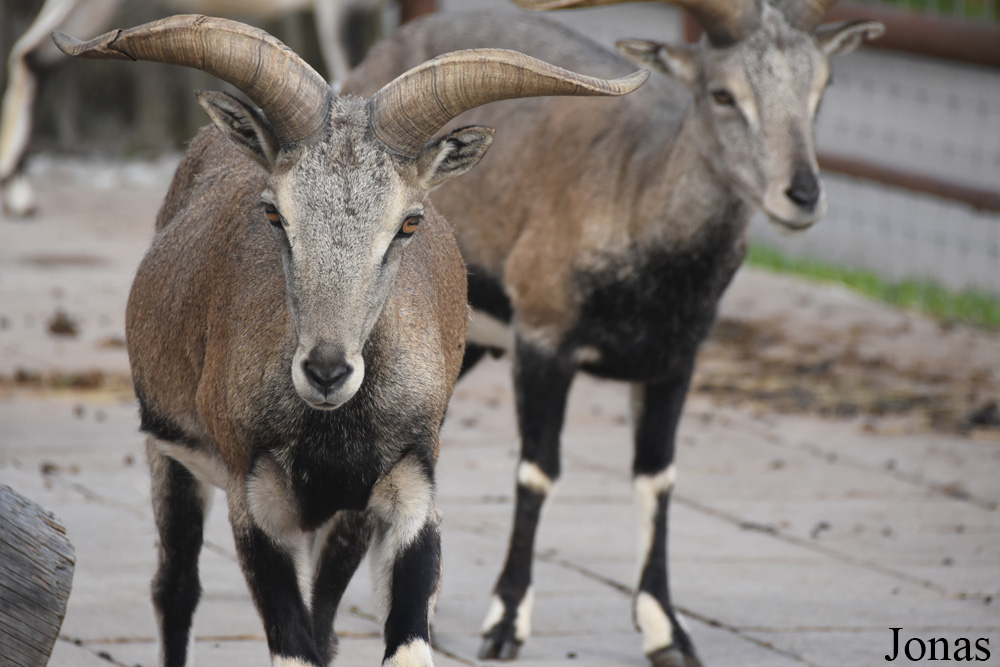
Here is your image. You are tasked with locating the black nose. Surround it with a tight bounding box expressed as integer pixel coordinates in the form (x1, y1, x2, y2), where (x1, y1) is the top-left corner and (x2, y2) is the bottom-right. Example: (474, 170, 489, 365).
(785, 168, 821, 211)
(302, 347, 352, 395)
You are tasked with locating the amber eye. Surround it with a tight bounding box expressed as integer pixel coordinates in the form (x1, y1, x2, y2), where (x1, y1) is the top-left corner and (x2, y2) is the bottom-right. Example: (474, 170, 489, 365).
(398, 215, 422, 239)
(710, 89, 735, 106)
(263, 203, 282, 227)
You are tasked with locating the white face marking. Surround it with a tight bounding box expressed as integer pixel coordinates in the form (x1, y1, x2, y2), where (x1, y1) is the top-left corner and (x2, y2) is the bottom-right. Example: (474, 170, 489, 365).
(466, 309, 514, 351)
(634, 466, 677, 568)
(807, 59, 830, 117)
(383, 638, 434, 667)
(635, 591, 674, 655)
(517, 461, 555, 496)
(727, 77, 759, 130)
(247, 456, 302, 545)
(369, 456, 436, 620)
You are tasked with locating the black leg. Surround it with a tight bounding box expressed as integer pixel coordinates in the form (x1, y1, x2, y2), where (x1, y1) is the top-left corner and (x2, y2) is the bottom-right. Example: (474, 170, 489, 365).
(147, 439, 211, 667)
(311, 510, 374, 666)
(228, 491, 321, 666)
(369, 452, 441, 666)
(632, 359, 701, 667)
(479, 338, 575, 661)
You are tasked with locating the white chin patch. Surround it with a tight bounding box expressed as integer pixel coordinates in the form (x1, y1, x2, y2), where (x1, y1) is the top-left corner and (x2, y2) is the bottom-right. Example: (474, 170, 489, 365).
(762, 189, 826, 233)
(290, 354, 365, 410)
(635, 591, 673, 655)
(384, 638, 434, 667)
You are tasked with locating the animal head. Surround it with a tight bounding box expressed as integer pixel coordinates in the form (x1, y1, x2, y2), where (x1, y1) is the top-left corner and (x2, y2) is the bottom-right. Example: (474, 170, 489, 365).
(516, 0, 883, 230)
(54, 16, 646, 410)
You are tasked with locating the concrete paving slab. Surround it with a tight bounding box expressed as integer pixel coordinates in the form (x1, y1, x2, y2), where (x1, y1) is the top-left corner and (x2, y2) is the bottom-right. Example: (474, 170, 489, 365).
(3, 153, 1000, 667)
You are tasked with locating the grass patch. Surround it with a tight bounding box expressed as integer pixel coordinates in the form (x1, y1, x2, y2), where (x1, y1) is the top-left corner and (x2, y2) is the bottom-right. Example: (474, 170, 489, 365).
(746, 244, 1000, 329)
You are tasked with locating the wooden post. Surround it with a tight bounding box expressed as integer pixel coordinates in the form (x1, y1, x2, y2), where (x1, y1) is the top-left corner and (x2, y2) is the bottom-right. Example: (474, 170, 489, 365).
(0, 484, 76, 667)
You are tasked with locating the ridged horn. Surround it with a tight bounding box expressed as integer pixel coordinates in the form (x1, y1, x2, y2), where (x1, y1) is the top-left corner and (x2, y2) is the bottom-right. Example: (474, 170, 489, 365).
(512, 0, 760, 47)
(368, 48, 648, 159)
(771, 0, 840, 30)
(52, 15, 330, 145)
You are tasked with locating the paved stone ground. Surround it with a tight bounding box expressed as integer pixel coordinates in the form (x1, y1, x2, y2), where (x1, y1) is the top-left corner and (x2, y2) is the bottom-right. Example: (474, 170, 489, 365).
(2, 158, 999, 666)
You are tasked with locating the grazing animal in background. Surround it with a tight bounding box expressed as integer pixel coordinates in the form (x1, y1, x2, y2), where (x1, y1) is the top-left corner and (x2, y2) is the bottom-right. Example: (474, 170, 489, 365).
(1, 0, 392, 217)
(53, 15, 645, 667)
(344, 1, 883, 665)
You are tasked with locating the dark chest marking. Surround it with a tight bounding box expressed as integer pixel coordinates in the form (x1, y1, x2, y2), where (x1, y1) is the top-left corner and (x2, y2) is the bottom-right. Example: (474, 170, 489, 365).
(565, 217, 747, 382)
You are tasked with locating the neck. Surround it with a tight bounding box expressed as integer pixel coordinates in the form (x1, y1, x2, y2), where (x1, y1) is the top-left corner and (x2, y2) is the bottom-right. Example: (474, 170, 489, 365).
(629, 113, 750, 249)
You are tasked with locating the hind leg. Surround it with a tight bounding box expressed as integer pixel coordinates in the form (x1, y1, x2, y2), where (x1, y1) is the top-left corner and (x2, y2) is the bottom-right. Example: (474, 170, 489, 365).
(147, 438, 213, 667)
(631, 360, 701, 667)
(310, 510, 374, 666)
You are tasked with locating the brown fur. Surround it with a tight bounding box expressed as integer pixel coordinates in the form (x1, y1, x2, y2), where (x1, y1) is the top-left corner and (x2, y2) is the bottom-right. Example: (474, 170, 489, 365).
(127, 125, 466, 473)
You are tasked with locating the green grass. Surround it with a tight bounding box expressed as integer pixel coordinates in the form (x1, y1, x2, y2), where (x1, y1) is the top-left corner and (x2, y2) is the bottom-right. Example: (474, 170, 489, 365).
(746, 244, 1000, 329)
(859, 0, 999, 22)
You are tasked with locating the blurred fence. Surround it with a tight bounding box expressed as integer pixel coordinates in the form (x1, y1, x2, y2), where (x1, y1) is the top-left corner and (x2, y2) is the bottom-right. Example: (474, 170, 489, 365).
(4, 0, 1000, 296)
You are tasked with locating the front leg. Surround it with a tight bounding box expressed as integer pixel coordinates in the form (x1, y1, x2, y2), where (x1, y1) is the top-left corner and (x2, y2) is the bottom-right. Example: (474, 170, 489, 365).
(632, 358, 701, 667)
(228, 475, 321, 667)
(311, 510, 374, 666)
(370, 451, 441, 666)
(479, 338, 575, 660)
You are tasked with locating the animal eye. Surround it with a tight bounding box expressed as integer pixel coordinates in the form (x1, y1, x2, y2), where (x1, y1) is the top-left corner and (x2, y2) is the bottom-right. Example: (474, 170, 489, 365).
(263, 203, 282, 227)
(397, 215, 422, 239)
(710, 89, 735, 106)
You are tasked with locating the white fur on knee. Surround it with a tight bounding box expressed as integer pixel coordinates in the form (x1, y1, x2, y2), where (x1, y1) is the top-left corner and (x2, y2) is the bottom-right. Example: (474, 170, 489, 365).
(635, 591, 674, 655)
(634, 466, 676, 565)
(517, 461, 554, 495)
(480, 588, 534, 641)
(383, 638, 434, 667)
(369, 457, 436, 620)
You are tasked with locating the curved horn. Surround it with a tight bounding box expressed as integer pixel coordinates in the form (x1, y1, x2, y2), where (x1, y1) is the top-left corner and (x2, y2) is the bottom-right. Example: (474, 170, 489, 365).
(770, 0, 840, 31)
(368, 48, 648, 159)
(52, 15, 330, 145)
(512, 0, 760, 46)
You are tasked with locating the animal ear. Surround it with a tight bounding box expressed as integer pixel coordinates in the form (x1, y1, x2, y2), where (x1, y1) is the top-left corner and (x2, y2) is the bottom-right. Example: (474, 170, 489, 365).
(814, 20, 884, 57)
(415, 126, 496, 190)
(617, 39, 698, 87)
(195, 90, 280, 171)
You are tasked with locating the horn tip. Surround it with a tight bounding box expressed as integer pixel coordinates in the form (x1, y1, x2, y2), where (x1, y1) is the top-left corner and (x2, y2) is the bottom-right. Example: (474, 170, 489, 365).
(51, 30, 82, 56)
(616, 69, 651, 94)
(51, 28, 131, 60)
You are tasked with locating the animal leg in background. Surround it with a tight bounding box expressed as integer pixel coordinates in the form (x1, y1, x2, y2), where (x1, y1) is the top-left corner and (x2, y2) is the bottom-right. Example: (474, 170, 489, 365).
(631, 359, 700, 667)
(479, 338, 574, 660)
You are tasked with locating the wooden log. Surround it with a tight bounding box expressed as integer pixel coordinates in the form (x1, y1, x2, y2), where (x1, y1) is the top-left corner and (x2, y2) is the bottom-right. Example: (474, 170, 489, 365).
(0, 484, 75, 667)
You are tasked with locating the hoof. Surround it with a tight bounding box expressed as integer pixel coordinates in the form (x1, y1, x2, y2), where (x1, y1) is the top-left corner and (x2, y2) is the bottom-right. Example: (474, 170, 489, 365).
(1, 175, 37, 218)
(478, 633, 522, 660)
(648, 646, 702, 667)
